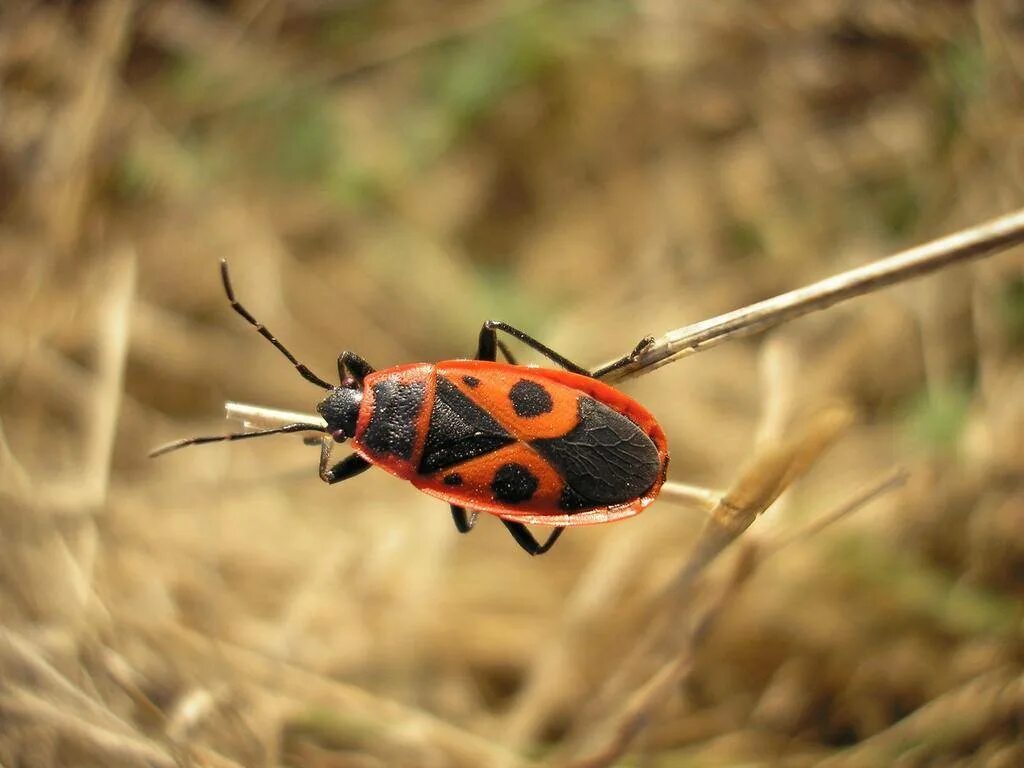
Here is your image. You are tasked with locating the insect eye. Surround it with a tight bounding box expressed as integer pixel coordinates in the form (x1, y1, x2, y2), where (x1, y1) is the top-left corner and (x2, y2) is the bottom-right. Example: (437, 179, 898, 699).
(332, 429, 348, 443)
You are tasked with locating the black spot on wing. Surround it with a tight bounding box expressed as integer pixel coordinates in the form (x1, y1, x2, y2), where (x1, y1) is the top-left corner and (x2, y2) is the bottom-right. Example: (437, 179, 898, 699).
(508, 379, 554, 417)
(361, 380, 426, 460)
(491, 462, 539, 503)
(462, 375, 480, 388)
(443, 473, 463, 486)
(419, 376, 515, 473)
(531, 397, 660, 507)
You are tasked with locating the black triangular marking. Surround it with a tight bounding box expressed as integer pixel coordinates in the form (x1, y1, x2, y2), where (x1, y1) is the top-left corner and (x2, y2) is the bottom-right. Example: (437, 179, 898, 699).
(419, 376, 516, 473)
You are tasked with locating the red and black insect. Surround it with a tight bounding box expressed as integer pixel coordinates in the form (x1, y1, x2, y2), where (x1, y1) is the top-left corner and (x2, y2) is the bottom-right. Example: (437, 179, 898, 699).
(152, 262, 669, 555)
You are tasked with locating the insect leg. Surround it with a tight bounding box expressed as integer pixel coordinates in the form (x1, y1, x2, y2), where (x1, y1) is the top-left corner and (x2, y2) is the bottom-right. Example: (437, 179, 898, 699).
(475, 332, 517, 364)
(337, 351, 376, 386)
(500, 520, 564, 556)
(590, 336, 657, 379)
(450, 505, 479, 534)
(319, 437, 372, 484)
(495, 340, 518, 365)
(476, 321, 590, 375)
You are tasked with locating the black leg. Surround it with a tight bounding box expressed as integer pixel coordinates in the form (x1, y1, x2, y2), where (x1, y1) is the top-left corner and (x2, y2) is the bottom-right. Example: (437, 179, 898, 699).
(319, 438, 373, 484)
(219, 260, 333, 390)
(590, 336, 656, 379)
(450, 505, 479, 534)
(477, 321, 590, 375)
(475, 334, 516, 363)
(495, 339, 518, 365)
(337, 351, 376, 386)
(476, 323, 498, 362)
(501, 520, 565, 556)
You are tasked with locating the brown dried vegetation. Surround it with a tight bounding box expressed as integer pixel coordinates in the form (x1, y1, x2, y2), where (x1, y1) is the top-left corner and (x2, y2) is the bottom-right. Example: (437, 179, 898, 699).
(1, 1, 1022, 766)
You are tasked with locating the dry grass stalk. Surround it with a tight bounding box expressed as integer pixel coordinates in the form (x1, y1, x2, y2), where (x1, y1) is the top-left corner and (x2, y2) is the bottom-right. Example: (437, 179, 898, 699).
(31, 0, 133, 252)
(548, 406, 856, 759)
(559, 466, 910, 768)
(0, 419, 31, 496)
(80, 250, 136, 506)
(818, 668, 1023, 766)
(674, 405, 855, 590)
(558, 547, 758, 768)
(498, 524, 665, 758)
(656, 481, 722, 512)
(0, 629, 133, 735)
(157, 622, 535, 768)
(599, 207, 1024, 382)
(225, 401, 327, 432)
(0, 253, 138, 513)
(0, 689, 176, 768)
(769, 466, 910, 552)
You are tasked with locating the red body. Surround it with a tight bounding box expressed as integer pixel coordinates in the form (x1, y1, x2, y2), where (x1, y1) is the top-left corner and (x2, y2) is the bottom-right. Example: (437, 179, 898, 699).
(349, 360, 669, 527)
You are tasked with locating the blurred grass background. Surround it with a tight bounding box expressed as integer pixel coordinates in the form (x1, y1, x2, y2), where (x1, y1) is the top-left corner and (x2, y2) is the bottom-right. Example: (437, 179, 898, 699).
(1, 1, 1022, 766)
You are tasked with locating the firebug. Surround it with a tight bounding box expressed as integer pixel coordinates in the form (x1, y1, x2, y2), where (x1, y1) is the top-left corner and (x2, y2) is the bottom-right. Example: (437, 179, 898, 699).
(152, 262, 669, 555)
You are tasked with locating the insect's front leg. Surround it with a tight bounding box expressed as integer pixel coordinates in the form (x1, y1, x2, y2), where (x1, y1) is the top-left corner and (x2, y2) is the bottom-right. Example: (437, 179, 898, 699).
(319, 437, 373, 484)
(337, 351, 376, 386)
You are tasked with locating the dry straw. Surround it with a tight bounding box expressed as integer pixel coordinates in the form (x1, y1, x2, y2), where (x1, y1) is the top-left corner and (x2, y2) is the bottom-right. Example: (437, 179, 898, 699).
(597, 206, 1024, 381)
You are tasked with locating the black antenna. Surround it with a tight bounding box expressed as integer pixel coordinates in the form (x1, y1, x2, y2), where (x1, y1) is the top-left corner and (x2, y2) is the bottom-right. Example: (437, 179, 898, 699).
(149, 423, 324, 458)
(220, 260, 333, 390)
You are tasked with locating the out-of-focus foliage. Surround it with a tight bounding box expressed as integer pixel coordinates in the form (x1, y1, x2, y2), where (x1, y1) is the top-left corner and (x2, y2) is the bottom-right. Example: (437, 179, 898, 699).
(1, 1, 1022, 766)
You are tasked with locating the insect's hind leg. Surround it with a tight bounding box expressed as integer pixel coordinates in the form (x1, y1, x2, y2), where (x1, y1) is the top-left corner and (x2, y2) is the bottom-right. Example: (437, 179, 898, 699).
(495, 340, 517, 365)
(501, 520, 564, 556)
(476, 321, 589, 375)
(474, 333, 517, 365)
(450, 505, 479, 534)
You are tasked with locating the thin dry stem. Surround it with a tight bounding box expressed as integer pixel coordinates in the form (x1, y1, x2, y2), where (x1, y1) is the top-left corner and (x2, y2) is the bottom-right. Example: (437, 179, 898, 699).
(0, 417, 32, 494)
(673, 405, 855, 590)
(0, 629, 134, 736)
(549, 406, 854, 758)
(500, 525, 663, 757)
(158, 622, 535, 768)
(819, 668, 1023, 766)
(33, 0, 133, 252)
(657, 481, 722, 512)
(225, 401, 327, 431)
(82, 249, 136, 505)
(559, 547, 758, 768)
(559, 465, 909, 768)
(769, 466, 910, 552)
(0, 689, 176, 768)
(599, 207, 1024, 382)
